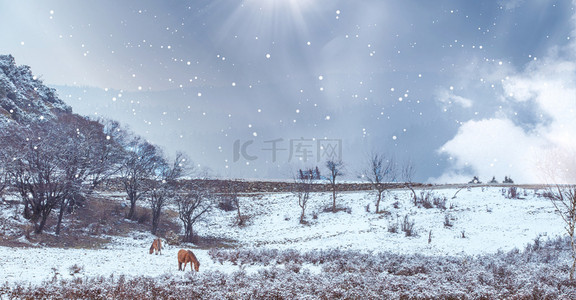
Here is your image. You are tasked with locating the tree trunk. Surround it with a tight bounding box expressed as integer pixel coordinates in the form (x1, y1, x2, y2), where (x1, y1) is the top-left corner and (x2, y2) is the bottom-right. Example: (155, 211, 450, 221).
(23, 201, 32, 220)
(127, 189, 138, 220)
(375, 190, 382, 213)
(127, 203, 136, 220)
(124, 184, 138, 220)
(187, 224, 195, 242)
(183, 221, 194, 243)
(151, 208, 161, 235)
(35, 211, 50, 234)
(55, 201, 66, 235)
(406, 184, 417, 204)
(571, 234, 576, 281)
(236, 206, 243, 226)
(332, 187, 336, 213)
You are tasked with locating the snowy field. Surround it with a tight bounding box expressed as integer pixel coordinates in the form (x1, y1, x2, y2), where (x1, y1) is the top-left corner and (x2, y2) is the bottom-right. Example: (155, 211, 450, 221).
(0, 186, 566, 286)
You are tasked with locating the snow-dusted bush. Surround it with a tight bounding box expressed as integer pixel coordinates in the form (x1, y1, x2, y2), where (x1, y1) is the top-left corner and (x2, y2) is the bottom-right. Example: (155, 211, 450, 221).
(507, 186, 519, 199)
(401, 214, 416, 237)
(68, 264, 84, 276)
(164, 230, 181, 245)
(388, 218, 399, 233)
(415, 190, 447, 209)
(444, 213, 454, 228)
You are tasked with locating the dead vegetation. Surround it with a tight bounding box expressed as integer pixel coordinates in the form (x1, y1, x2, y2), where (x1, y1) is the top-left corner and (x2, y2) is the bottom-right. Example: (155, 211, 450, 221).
(0, 195, 182, 249)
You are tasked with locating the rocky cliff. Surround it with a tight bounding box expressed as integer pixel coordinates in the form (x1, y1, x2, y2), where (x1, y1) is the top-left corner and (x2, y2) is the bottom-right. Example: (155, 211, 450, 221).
(0, 54, 71, 126)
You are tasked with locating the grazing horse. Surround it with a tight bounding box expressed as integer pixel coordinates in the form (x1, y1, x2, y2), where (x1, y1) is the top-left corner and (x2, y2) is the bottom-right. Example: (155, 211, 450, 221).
(178, 249, 200, 272)
(149, 238, 162, 255)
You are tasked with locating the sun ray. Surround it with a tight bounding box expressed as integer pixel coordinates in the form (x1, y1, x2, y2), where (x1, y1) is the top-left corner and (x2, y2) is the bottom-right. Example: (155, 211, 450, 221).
(217, 0, 318, 44)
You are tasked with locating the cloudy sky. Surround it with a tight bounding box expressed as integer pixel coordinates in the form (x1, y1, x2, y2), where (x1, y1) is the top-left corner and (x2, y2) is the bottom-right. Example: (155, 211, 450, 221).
(1, 0, 575, 183)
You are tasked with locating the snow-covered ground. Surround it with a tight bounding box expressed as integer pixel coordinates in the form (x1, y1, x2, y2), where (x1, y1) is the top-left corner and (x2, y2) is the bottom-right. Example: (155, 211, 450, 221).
(0, 186, 566, 286)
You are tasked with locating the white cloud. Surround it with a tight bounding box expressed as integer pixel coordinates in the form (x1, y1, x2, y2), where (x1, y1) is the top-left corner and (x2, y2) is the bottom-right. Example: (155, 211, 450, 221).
(436, 88, 473, 108)
(434, 5, 576, 184)
(499, 0, 525, 10)
(434, 118, 544, 183)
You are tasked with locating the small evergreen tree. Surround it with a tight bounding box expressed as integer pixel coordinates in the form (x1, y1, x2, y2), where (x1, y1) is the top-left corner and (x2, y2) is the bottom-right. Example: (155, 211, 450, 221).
(469, 176, 481, 184)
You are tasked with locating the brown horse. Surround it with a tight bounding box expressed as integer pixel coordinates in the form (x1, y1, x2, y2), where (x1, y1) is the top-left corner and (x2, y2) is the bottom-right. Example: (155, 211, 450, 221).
(149, 238, 162, 255)
(178, 249, 200, 272)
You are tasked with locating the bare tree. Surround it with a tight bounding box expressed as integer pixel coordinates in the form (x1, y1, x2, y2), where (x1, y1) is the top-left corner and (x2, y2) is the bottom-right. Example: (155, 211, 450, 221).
(3, 122, 73, 234)
(56, 127, 87, 235)
(117, 134, 163, 220)
(148, 153, 169, 236)
(1, 115, 157, 235)
(401, 160, 418, 205)
(222, 181, 244, 226)
(232, 190, 243, 226)
(176, 183, 213, 243)
(149, 152, 191, 235)
(546, 186, 576, 280)
(294, 168, 314, 224)
(538, 149, 576, 281)
(84, 118, 125, 191)
(363, 153, 397, 213)
(54, 114, 124, 234)
(325, 160, 344, 213)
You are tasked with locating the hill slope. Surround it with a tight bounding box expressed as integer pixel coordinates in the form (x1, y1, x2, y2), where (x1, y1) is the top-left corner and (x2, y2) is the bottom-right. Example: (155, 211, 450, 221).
(0, 54, 71, 126)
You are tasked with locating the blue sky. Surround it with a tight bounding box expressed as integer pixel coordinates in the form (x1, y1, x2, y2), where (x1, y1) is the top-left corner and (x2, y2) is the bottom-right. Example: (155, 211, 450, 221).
(1, 0, 575, 182)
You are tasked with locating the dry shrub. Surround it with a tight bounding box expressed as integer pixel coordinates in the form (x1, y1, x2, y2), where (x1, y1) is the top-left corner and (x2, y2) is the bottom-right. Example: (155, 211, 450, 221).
(444, 213, 454, 228)
(68, 264, 84, 276)
(164, 230, 180, 245)
(401, 215, 416, 237)
(507, 187, 519, 199)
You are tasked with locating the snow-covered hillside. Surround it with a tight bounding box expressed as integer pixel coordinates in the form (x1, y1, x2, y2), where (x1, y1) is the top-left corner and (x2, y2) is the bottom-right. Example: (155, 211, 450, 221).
(0, 186, 566, 286)
(0, 55, 71, 126)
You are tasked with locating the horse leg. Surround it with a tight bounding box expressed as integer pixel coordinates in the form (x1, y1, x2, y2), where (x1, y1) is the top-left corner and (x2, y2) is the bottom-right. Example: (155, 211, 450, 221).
(178, 262, 182, 271)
